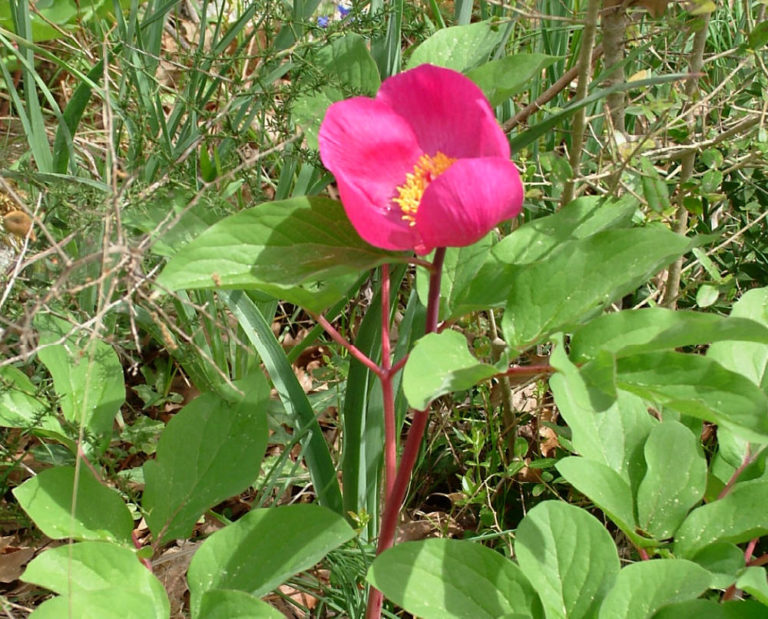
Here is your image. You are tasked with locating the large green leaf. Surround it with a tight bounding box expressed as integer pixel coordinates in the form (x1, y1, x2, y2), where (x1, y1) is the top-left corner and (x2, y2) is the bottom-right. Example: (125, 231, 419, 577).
(653, 599, 768, 619)
(597, 559, 711, 619)
(367, 539, 543, 619)
(690, 543, 745, 589)
(0, 365, 60, 431)
(636, 421, 706, 539)
(22, 542, 169, 619)
(708, 287, 768, 391)
(402, 330, 499, 410)
(35, 314, 125, 453)
(674, 479, 768, 558)
(449, 197, 637, 317)
(736, 567, 768, 606)
(614, 352, 768, 443)
(197, 590, 284, 619)
(550, 336, 655, 490)
(571, 309, 768, 362)
(187, 504, 356, 616)
(492, 196, 637, 266)
(706, 287, 768, 488)
(157, 197, 398, 312)
(515, 501, 620, 619)
(467, 53, 558, 106)
(13, 466, 133, 544)
(406, 20, 506, 72)
(556, 457, 642, 546)
(499, 226, 691, 350)
(143, 374, 269, 544)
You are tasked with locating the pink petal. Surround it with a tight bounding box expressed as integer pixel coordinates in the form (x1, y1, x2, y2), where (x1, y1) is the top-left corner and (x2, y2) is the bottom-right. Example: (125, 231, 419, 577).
(415, 158, 523, 249)
(377, 64, 510, 160)
(318, 96, 425, 250)
(334, 175, 424, 251)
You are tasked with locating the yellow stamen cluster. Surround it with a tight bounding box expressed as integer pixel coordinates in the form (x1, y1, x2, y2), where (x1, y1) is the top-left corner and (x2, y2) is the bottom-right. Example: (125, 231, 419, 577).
(393, 152, 456, 226)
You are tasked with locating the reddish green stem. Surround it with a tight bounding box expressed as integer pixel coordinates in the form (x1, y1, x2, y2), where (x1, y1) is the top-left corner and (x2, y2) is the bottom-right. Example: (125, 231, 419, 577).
(366, 248, 446, 619)
(312, 312, 384, 377)
(380, 264, 396, 503)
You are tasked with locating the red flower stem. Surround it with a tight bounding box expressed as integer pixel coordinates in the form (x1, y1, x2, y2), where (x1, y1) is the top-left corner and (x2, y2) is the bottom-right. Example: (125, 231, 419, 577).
(312, 312, 384, 377)
(380, 264, 396, 503)
(366, 248, 446, 619)
(390, 353, 409, 376)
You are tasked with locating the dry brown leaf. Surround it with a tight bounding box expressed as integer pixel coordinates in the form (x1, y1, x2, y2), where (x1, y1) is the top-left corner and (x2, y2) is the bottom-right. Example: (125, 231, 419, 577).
(0, 537, 35, 583)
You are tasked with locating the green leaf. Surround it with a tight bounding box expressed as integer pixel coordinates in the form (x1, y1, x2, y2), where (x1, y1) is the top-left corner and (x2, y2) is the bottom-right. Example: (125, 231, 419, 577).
(515, 501, 620, 619)
(492, 226, 690, 350)
(314, 33, 381, 95)
(748, 20, 768, 50)
(448, 196, 638, 317)
(696, 284, 720, 308)
(35, 314, 125, 453)
(708, 287, 768, 391)
(13, 466, 133, 544)
(293, 33, 381, 148)
(736, 567, 768, 606)
(690, 543, 745, 589)
(222, 291, 343, 514)
(492, 195, 637, 266)
(402, 330, 499, 410)
(614, 352, 768, 443)
(367, 539, 543, 619)
(555, 457, 640, 545)
(187, 504, 356, 616)
(415, 235, 494, 321)
(143, 374, 269, 544)
(30, 588, 166, 619)
(292, 88, 341, 150)
(406, 20, 506, 72)
(22, 542, 169, 619)
(157, 197, 398, 312)
(550, 337, 655, 489)
(198, 590, 284, 619)
(570, 309, 768, 362)
(597, 559, 711, 619)
(0, 365, 58, 430)
(635, 421, 706, 539)
(467, 53, 558, 106)
(639, 157, 671, 213)
(674, 479, 768, 558)
(653, 599, 768, 619)
(123, 190, 220, 258)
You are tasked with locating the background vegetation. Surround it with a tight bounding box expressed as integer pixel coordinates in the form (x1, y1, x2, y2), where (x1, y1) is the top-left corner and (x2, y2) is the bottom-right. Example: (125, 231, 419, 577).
(1, 0, 767, 616)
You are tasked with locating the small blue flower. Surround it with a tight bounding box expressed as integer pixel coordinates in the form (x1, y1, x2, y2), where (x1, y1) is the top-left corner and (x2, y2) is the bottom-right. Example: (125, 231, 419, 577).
(338, 4, 351, 17)
(317, 15, 330, 27)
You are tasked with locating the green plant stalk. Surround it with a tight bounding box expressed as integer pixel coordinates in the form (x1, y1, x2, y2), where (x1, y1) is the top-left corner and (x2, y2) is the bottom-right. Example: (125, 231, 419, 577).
(365, 248, 446, 619)
(561, 0, 601, 207)
(661, 15, 710, 308)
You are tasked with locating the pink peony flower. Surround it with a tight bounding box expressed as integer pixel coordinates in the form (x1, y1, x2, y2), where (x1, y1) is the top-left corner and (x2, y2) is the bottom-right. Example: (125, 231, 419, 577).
(318, 64, 524, 255)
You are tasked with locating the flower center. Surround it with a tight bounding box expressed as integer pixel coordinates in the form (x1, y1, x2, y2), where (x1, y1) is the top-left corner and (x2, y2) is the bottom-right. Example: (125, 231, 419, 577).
(393, 152, 456, 226)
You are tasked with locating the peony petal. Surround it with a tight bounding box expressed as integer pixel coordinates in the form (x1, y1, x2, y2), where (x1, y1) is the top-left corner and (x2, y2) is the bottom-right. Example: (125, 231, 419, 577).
(318, 96, 425, 250)
(334, 174, 424, 251)
(415, 158, 523, 249)
(377, 64, 510, 160)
